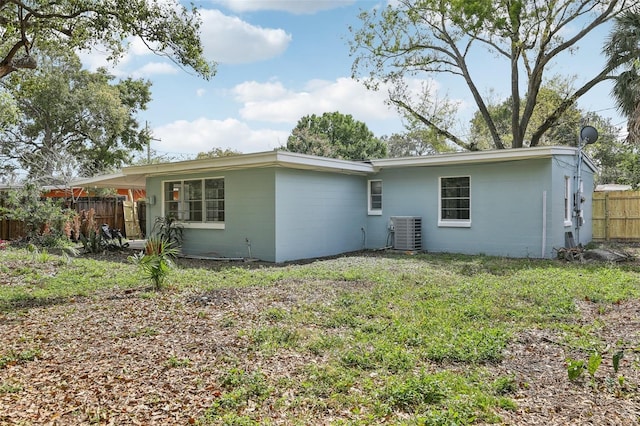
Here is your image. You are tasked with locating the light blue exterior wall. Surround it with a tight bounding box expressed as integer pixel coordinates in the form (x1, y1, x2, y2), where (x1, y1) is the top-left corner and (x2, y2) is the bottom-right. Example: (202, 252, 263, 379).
(143, 151, 594, 262)
(549, 151, 595, 249)
(365, 155, 593, 259)
(145, 167, 367, 262)
(146, 168, 277, 261)
(274, 169, 366, 263)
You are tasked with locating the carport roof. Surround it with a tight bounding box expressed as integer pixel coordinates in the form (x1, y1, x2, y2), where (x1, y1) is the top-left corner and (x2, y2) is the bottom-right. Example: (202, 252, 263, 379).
(71, 171, 147, 189)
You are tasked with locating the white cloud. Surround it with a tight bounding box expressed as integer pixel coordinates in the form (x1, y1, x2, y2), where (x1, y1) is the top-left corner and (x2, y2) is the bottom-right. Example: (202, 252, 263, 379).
(76, 46, 129, 76)
(128, 37, 159, 56)
(153, 118, 288, 154)
(131, 62, 180, 78)
(199, 9, 291, 63)
(232, 77, 396, 124)
(77, 36, 170, 77)
(196, 88, 207, 97)
(150, 76, 452, 157)
(212, 0, 356, 14)
(232, 80, 290, 102)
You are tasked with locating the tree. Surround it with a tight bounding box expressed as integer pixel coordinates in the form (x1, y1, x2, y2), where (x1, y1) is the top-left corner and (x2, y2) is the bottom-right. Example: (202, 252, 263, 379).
(0, 182, 75, 243)
(284, 112, 387, 160)
(583, 113, 639, 187)
(0, 90, 18, 129)
(469, 80, 583, 149)
(0, 47, 151, 182)
(604, 9, 640, 143)
(0, 0, 214, 79)
(383, 116, 457, 157)
(350, 0, 636, 150)
(195, 148, 242, 159)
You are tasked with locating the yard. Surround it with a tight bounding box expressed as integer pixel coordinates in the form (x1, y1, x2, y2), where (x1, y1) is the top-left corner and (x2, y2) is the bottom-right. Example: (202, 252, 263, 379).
(0, 246, 639, 425)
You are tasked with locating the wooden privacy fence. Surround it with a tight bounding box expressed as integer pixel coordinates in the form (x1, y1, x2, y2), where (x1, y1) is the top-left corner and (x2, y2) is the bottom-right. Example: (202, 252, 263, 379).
(0, 198, 146, 241)
(592, 191, 640, 241)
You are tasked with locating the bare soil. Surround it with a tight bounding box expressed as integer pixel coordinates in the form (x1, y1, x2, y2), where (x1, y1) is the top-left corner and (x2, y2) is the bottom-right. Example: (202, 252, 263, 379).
(0, 248, 639, 425)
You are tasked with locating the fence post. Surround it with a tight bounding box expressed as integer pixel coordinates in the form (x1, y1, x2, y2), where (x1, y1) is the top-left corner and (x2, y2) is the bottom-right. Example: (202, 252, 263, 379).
(604, 192, 609, 241)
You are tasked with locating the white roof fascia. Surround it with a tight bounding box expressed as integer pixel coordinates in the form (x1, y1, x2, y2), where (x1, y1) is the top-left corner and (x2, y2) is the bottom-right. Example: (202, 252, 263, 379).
(123, 150, 374, 177)
(71, 171, 147, 189)
(369, 146, 580, 169)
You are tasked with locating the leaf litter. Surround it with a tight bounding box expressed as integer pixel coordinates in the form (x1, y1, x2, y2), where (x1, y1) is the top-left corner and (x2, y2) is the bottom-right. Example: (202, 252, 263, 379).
(0, 253, 639, 425)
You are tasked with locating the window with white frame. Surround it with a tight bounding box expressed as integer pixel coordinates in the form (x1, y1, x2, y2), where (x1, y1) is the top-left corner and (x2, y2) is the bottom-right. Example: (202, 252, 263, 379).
(439, 176, 471, 227)
(163, 178, 224, 225)
(564, 176, 572, 226)
(368, 179, 382, 215)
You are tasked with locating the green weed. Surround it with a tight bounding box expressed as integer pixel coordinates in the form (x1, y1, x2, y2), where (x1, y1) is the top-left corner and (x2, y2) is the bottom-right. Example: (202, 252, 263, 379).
(0, 348, 41, 369)
(165, 355, 191, 368)
(0, 381, 22, 394)
(199, 368, 272, 424)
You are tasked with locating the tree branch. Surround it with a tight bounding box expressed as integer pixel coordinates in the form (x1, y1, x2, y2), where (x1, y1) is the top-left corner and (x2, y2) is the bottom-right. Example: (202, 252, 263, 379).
(390, 97, 473, 151)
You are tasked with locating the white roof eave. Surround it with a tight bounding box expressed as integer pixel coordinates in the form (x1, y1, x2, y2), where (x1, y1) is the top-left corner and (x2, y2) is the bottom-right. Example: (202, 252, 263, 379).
(71, 172, 147, 189)
(123, 150, 374, 177)
(369, 146, 581, 169)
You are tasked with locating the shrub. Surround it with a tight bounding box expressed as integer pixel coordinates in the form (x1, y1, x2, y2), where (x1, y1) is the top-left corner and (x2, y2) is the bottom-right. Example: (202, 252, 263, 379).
(151, 215, 183, 250)
(0, 183, 76, 243)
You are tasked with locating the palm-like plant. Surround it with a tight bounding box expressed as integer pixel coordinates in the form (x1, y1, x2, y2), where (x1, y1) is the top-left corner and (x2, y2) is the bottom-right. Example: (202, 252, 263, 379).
(604, 9, 640, 143)
(129, 237, 179, 290)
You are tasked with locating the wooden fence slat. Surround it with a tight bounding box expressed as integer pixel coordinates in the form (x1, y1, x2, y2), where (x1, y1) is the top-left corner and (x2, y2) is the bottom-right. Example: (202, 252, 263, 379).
(593, 190, 640, 241)
(0, 197, 145, 240)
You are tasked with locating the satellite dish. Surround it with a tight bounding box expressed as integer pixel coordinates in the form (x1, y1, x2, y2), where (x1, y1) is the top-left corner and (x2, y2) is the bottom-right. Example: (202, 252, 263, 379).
(580, 125, 598, 145)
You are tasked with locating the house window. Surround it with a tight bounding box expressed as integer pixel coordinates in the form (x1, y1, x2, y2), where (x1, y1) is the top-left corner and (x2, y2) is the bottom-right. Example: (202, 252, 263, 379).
(564, 176, 572, 226)
(163, 178, 224, 227)
(368, 180, 382, 215)
(439, 176, 471, 227)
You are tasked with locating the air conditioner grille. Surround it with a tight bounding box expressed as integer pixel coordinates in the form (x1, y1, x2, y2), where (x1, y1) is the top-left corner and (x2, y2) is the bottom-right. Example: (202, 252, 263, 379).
(391, 216, 422, 251)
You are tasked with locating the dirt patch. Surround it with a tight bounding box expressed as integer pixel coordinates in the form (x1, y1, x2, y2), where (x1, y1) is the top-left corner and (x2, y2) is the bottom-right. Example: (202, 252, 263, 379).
(1, 251, 639, 424)
(490, 299, 640, 425)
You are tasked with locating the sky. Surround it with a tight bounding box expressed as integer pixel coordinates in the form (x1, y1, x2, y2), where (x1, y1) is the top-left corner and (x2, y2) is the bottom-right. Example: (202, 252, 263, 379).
(79, 0, 626, 160)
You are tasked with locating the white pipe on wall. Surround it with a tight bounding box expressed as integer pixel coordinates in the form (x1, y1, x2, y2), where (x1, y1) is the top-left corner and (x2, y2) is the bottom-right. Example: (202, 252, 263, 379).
(542, 191, 547, 258)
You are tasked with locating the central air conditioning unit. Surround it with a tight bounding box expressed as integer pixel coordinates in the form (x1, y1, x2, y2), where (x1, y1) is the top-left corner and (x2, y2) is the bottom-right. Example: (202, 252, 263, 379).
(391, 216, 422, 251)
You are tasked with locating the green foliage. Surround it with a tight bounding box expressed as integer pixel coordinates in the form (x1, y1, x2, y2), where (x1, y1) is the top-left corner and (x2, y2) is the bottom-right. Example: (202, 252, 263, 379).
(79, 228, 104, 254)
(469, 81, 583, 149)
(603, 10, 640, 144)
(378, 372, 447, 410)
(165, 355, 191, 368)
(151, 215, 184, 250)
(613, 350, 625, 373)
(284, 112, 387, 160)
(582, 113, 635, 186)
(383, 115, 458, 157)
(195, 147, 242, 159)
(0, 184, 75, 242)
(129, 237, 179, 290)
(0, 348, 41, 369)
(567, 357, 586, 381)
(200, 369, 272, 424)
(3, 248, 640, 423)
(350, 1, 633, 149)
(0, 0, 214, 80)
(587, 352, 603, 377)
(0, 90, 19, 131)
(0, 46, 152, 180)
(0, 381, 22, 394)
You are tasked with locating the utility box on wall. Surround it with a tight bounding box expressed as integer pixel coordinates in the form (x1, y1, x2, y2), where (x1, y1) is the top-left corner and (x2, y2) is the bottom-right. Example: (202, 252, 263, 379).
(391, 216, 422, 251)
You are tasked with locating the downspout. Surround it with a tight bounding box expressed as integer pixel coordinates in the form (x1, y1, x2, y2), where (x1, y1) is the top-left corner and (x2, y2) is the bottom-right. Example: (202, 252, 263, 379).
(542, 191, 547, 258)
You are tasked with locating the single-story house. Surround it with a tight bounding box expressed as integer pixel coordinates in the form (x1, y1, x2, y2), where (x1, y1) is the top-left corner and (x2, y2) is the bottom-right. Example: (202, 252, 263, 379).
(74, 146, 596, 262)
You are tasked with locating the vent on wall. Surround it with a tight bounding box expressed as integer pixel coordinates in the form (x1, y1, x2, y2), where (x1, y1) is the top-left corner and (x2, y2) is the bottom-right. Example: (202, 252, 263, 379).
(391, 216, 422, 251)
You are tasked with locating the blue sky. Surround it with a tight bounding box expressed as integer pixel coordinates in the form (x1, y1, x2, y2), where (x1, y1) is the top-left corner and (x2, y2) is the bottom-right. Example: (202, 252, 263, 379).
(79, 0, 625, 159)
